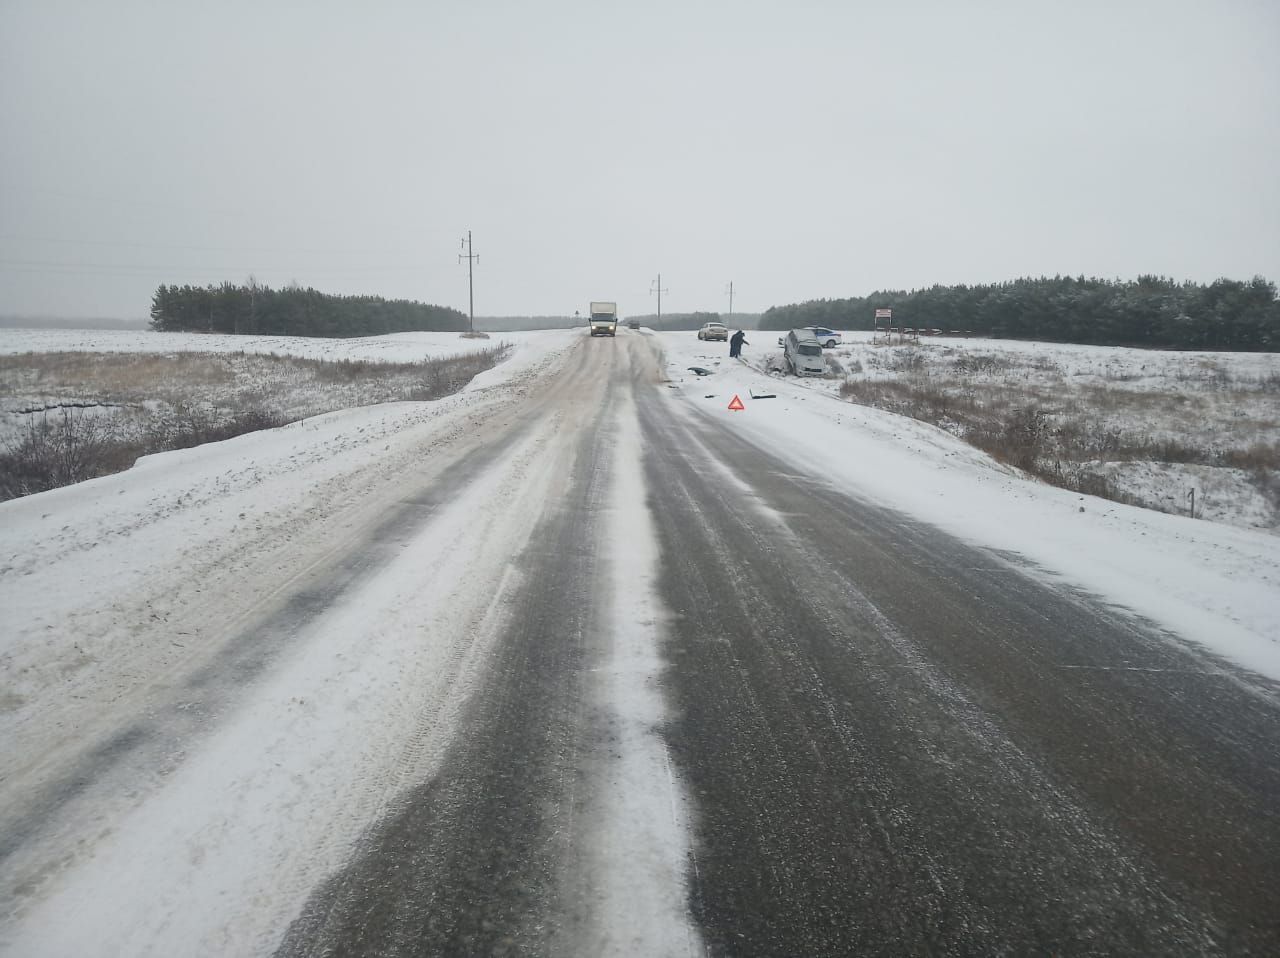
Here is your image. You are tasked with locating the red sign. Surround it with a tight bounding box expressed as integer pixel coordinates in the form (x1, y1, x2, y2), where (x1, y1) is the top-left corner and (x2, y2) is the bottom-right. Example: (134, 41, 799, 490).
(727, 394, 745, 411)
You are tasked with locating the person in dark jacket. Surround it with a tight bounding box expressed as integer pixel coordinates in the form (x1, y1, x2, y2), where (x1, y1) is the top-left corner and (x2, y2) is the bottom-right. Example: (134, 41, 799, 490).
(729, 329, 748, 358)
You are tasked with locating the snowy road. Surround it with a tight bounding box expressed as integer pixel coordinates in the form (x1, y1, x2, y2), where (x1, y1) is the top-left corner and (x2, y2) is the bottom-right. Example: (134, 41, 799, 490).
(2, 331, 1278, 955)
(638, 375, 1279, 954)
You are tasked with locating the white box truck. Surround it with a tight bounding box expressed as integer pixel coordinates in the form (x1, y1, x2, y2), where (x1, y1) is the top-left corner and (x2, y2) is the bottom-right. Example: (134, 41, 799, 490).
(589, 301, 618, 337)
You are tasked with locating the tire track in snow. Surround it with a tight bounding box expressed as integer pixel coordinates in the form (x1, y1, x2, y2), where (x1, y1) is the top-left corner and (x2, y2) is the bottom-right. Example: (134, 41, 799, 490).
(275, 336, 701, 957)
(275, 347, 621, 956)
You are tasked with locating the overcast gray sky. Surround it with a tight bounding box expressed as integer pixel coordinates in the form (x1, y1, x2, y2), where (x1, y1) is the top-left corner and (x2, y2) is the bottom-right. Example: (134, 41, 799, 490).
(2, 0, 1277, 320)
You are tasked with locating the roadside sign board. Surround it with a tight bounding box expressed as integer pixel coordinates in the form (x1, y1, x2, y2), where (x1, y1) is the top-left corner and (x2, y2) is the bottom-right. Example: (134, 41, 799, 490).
(875, 308, 892, 319)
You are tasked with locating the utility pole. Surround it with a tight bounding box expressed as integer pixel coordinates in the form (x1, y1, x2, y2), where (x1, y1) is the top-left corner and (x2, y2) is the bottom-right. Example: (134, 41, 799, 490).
(459, 230, 479, 333)
(650, 273, 668, 325)
(248, 273, 259, 335)
(726, 281, 735, 322)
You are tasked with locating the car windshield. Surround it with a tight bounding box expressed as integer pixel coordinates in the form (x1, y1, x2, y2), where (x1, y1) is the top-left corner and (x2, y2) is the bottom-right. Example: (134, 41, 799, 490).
(800, 344, 821, 356)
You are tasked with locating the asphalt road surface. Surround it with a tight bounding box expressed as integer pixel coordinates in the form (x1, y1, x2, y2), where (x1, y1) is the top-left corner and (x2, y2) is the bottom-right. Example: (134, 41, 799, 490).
(635, 368, 1279, 955)
(276, 334, 1278, 955)
(6, 333, 1278, 956)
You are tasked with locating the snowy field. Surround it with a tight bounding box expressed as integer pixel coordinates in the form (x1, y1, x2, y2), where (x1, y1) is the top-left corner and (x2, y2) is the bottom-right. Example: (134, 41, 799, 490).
(738, 330, 1280, 532)
(831, 330, 1280, 387)
(0, 327, 578, 453)
(0, 326, 578, 390)
(0, 326, 558, 364)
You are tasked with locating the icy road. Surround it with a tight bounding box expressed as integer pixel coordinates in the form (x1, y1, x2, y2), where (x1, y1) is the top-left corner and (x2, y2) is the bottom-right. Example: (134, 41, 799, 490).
(2, 331, 1278, 955)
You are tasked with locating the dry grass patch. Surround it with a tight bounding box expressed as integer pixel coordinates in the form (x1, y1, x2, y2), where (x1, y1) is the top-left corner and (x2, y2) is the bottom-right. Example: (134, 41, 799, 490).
(838, 344, 1280, 527)
(0, 345, 512, 500)
(0, 352, 235, 399)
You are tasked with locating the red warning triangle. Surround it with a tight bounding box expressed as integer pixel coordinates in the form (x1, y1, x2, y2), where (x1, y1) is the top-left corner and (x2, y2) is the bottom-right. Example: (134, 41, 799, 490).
(727, 394, 745, 411)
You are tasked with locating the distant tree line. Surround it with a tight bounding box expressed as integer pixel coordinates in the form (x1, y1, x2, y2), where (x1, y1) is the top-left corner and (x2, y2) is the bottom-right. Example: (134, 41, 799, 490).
(475, 315, 577, 332)
(760, 275, 1279, 350)
(149, 282, 467, 337)
(627, 311, 742, 331)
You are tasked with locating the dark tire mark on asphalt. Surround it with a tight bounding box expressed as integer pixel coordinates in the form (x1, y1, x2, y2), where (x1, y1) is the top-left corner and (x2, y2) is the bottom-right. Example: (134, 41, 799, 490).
(639, 389, 1280, 955)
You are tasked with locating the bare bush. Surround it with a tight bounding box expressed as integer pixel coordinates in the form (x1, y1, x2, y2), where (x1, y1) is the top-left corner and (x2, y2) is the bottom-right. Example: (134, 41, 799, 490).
(1221, 443, 1280, 512)
(883, 348, 928, 373)
(964, 407, 1049, 473)
(1221, 442, 1280, 472)
(0, 409, 138, 499)
(407, 347, 511, 400)
(311, 358, 386, 383)
(952, 354, 1014, 375)
(1041, 460, 1128, 501)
